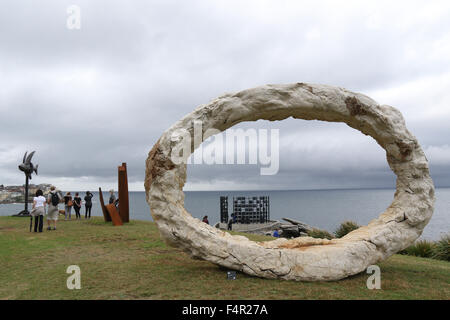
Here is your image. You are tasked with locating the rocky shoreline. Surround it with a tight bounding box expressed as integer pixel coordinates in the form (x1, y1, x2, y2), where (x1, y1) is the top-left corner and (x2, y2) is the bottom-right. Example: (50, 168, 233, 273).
(0, 184, 52, 204)
(215, 217, 316, 238)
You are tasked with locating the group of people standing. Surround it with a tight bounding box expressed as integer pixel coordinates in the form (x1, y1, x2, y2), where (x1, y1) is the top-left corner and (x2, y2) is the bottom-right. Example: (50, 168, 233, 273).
(61, 191, 94, 220)
(30, 186, 98, 232)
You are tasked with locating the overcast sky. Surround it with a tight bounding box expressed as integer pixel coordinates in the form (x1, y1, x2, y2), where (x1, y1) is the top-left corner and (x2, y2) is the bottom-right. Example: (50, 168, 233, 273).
(1, 0, 450, 191)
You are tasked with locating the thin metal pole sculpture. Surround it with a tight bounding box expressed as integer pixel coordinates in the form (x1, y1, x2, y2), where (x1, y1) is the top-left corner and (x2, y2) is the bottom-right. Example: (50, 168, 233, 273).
(16, 151, 39, 217)
(118, 163, 129, 223)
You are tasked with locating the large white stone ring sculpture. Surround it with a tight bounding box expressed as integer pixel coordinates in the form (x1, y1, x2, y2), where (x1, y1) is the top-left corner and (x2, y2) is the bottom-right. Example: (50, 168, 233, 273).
(145, 83, 435, 281)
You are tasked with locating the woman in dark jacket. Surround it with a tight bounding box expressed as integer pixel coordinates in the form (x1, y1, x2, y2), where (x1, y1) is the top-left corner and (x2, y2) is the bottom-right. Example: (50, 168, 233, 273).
(84, 191, 93, 219)
(73, 192, 82, 219)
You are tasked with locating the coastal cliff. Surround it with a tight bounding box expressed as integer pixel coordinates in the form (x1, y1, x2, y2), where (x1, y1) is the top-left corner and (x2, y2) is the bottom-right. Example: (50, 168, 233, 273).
(0, 184, 52, 204)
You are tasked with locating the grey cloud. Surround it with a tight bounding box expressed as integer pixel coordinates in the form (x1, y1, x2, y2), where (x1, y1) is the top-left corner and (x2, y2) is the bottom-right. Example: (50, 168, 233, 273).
(1, 1, 450, 190)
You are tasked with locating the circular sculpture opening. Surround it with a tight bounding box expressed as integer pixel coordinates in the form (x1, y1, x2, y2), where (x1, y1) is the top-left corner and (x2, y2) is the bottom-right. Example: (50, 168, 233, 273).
(145, 83, 435, 281)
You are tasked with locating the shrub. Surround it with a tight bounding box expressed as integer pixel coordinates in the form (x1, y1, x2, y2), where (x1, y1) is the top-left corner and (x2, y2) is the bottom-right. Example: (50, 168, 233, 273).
(334, 221, 360, 238)
(399, 239, 435, 258)
(307, 228, 334, 240)
(431, 234, 450, 261)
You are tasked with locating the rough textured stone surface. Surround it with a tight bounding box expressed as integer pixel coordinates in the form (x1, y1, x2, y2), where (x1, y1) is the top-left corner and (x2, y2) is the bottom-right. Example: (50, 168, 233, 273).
(145, 83, 435, 281)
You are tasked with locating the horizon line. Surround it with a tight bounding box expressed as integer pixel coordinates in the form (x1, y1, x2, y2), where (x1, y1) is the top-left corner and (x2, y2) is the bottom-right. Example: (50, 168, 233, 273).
(62, 186, 450, 192)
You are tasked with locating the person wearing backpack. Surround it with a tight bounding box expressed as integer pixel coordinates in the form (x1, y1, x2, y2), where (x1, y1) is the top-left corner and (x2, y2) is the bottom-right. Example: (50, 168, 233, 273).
(46, 186, 61, 230)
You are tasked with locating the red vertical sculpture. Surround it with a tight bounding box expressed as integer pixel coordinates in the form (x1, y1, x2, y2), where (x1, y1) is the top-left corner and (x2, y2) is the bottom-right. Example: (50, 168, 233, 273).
(106, 204, 123, 226)
(99, 187, 122, 226)
(98, 187, 111, 222)
(118, 162, 129, 223)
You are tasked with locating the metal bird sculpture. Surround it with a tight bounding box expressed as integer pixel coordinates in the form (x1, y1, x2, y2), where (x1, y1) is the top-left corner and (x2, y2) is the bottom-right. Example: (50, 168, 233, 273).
(14, 151, 39, 217)
(18, 151, 38, 180)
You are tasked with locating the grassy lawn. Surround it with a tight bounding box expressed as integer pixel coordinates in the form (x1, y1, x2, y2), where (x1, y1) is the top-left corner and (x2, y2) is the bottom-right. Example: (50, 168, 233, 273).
(0, 216, 448, 300)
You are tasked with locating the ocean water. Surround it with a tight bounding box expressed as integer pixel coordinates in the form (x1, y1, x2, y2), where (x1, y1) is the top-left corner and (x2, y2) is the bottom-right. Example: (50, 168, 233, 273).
(1, 188, 449, 240)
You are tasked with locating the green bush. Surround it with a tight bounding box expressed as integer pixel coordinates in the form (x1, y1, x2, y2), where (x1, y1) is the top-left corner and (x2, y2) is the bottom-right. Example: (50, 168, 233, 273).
(399, 239, 436, 258)
(334, 221, 360, 238)
(307, 228, 334, 240)
(431, 234, 450, 261)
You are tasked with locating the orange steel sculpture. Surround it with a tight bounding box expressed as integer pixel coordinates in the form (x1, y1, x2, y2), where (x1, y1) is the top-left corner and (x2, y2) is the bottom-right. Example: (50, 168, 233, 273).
(98, 162, 129, 226)
(118, 163, 129, 223)
(106, 204, 123, 226)
(99, 187, 112, 222)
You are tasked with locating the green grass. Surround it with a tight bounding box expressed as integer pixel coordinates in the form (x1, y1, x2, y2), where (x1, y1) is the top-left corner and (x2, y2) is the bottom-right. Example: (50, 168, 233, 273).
(432, 234, 450, 261)
(307, 228, 334, 240)
(0, 216, 449, 300)
(334, 221, 360, 238)
(399, 239, 436, 258)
